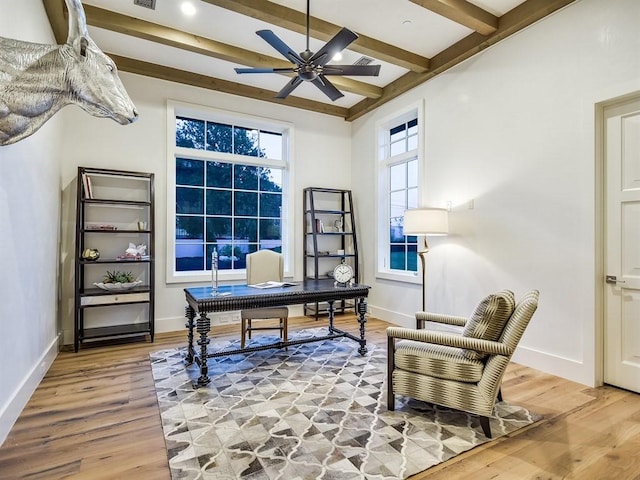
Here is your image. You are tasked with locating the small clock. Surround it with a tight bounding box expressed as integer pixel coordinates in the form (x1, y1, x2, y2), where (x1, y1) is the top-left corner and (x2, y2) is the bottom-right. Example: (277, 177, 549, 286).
(333, 261, 354, 287)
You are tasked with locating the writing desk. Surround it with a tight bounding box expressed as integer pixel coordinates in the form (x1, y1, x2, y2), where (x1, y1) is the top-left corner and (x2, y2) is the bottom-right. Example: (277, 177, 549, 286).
(184, 279, 370, 387)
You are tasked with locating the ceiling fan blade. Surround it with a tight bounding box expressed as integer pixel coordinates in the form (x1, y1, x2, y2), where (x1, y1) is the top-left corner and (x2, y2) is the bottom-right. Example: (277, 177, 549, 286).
(275, 76, 304, 99)
(309, 28, 358, 67)
(235, 67, 296, 74)
(256, 30, 305, 66)
(312, 75, 344, 101)
(321, 65, 381, 76)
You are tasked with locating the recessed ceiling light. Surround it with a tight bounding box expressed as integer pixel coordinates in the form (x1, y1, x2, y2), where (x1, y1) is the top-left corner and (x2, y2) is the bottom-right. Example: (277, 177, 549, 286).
(181, 2, 196, 16)
(332, 52, 343, 62)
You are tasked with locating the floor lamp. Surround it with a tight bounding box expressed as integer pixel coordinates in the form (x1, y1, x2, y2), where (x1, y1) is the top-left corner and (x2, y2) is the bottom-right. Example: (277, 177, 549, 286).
(403, 208, 449, 312)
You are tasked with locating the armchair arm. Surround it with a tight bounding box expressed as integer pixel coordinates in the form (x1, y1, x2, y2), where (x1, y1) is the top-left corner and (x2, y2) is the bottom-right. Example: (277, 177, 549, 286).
(387, 327, 512, 356)
(415, 312, 467, 328)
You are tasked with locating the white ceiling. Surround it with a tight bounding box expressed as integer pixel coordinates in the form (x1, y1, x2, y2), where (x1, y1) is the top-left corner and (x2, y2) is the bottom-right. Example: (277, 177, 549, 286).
(45, 0, 573, 119)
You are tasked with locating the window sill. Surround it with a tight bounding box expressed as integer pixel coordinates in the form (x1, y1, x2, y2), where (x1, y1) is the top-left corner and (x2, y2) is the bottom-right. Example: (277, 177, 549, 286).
(167, 270, 247, 284)
(375, 270, 421, 284)
(166, 270, 295, 285)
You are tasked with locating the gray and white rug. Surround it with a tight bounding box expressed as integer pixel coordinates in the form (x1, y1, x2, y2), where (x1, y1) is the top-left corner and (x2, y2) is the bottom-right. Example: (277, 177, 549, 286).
(150, 328, 539, 479)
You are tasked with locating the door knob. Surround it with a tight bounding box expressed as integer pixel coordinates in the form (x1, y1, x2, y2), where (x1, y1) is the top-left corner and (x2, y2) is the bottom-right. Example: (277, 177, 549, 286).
(606, 275, 626, 284)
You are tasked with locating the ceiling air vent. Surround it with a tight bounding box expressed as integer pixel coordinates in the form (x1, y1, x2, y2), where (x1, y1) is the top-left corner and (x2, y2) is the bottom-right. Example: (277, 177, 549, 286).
(353, 56, 374, 66)
(134, 0, 156, 10)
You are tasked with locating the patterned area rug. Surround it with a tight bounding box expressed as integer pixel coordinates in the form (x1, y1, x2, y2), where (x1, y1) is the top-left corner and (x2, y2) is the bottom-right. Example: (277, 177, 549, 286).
(150, 328, 539, 479)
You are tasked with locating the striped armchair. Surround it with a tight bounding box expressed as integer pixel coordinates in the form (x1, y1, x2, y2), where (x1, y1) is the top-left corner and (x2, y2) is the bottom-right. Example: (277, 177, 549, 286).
(387, 290, 539, 438)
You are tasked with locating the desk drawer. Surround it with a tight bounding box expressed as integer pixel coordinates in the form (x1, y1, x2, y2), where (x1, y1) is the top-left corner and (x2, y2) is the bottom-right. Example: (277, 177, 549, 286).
(81, 292, 150, 306)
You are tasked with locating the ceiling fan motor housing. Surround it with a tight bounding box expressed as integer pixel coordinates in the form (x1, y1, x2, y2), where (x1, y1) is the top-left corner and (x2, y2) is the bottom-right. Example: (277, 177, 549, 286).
(299, 66, 318, 81)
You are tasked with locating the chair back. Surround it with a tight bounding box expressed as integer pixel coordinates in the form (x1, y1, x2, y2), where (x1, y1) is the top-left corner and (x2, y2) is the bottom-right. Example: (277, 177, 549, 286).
(499, 290, 539, 352)
(246, 250, 284, 284)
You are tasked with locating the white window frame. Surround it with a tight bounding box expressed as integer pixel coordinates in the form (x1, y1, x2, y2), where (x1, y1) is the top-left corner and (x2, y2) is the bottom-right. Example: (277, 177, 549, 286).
(375, 101, 424, 284)
(166, 100, 295, 283)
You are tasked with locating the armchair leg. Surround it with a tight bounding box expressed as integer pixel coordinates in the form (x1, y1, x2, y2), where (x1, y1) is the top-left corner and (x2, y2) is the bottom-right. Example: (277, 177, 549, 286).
(387, 335, 395, 411)
(479, 417, 492, 438)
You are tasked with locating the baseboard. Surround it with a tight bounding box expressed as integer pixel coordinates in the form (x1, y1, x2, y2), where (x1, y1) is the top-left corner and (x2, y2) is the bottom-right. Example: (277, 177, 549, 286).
(512, 345, 593, 387)
(369, 305, 415, 328)
(0, 334, 60, 447)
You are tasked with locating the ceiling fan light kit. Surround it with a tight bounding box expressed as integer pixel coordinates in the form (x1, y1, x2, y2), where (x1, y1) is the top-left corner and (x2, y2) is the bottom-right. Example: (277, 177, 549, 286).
(234, 0, 380, 101)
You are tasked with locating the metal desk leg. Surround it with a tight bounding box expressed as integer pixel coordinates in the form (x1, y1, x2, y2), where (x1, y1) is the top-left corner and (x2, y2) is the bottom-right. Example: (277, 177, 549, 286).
(184, 306, 195, 365)
(356, 298, 368, 356)
(195, 311, 211, 388)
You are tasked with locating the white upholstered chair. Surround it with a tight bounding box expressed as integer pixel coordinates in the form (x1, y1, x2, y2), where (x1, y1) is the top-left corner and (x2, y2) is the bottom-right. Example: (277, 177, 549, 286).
(241, 250, 289, 348)
(387, 289, 539, 438)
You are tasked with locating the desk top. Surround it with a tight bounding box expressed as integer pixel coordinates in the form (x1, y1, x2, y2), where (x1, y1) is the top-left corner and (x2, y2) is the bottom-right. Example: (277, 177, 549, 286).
(184, 278, 370, 313)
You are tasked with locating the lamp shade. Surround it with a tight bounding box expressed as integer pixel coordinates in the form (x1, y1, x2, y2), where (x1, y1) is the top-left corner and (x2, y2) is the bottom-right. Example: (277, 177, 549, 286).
(403, 208, 449, 236)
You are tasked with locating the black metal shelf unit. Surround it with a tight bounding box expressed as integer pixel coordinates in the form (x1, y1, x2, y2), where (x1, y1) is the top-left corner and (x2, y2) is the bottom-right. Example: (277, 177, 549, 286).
(303, 187, 359, 318)
(74, 166, 155, 351)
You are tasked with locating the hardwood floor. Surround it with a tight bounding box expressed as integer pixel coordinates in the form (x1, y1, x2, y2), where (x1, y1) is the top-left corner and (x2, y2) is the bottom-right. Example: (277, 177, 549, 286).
(1, 315, 639, 479)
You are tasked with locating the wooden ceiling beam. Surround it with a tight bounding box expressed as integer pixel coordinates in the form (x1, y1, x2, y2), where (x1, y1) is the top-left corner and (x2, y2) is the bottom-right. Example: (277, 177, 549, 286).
(42, 0, 68, 44)
(57, 4, 381, 100)
(409, 0, 498, 35)
(346, 0, 576, 121)
(201, 0, 430, 73)
(109, 54, 349, 118)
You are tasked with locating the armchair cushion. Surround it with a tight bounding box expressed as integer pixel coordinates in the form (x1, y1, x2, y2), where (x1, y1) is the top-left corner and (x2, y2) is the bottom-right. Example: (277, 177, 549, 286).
(395, 340, 484, 383)
(462, 290, 515, 359)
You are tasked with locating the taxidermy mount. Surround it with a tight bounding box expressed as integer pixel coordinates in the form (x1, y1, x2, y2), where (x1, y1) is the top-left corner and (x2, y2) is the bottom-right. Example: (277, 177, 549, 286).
(0, 0, 138, 146)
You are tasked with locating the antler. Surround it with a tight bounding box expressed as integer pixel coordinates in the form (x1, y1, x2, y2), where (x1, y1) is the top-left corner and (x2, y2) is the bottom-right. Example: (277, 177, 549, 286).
(65, 0, 88, 42)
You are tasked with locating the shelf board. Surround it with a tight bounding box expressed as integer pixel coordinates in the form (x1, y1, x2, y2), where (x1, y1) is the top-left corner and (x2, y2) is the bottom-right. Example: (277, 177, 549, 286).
(303, 187, 351, 194)
(82, 229, 150, 234)
(81, 167, 153, 180)
(80, 323, 151, 340)
(305, 209, 349, 215)
(80, 258, 152, 264)
(305, 253, 356, 258)
(81, 286, 151, 296)
(83, 198, 150, 207)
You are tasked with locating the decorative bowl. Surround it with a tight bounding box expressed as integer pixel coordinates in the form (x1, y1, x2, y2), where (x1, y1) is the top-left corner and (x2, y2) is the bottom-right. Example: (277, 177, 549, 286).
(82, 248, 100, 261)
(93, 280, 143, 291)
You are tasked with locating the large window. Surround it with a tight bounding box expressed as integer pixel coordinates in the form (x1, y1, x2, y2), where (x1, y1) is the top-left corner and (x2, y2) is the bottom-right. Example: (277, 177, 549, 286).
(376, 105, 422, 281)
(389, 154, 418, 271)
(167, 102, 292, 283)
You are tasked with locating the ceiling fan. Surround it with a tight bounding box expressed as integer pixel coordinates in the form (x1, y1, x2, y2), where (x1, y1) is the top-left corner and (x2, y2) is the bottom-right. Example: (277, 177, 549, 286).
(234, 0, 380, 101)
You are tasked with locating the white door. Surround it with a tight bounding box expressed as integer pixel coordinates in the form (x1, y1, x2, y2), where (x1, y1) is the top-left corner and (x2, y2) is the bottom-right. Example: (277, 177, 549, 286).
(604, 96, 640, 393)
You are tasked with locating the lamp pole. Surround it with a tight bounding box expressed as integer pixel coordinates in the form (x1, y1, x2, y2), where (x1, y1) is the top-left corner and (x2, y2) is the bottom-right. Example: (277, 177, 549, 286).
(418, 236, 430, 313)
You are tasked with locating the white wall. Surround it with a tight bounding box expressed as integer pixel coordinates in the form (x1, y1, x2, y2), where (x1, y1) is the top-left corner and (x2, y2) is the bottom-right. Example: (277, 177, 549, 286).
(58, 73, 352, 340)
(0, 0, 63, 445)
(351, 0, 640, 386)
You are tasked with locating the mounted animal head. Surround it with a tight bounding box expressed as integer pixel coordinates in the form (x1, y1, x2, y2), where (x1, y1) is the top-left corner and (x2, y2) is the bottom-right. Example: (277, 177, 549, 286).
(0, 0, 138, 146)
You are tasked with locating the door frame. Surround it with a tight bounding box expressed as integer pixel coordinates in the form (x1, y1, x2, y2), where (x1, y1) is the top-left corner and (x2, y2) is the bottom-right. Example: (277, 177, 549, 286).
(594, 90, 640, 388)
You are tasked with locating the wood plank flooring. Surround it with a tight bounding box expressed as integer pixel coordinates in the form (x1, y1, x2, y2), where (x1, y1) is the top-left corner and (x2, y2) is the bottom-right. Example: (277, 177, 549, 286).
(1, 315, 639, 479)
